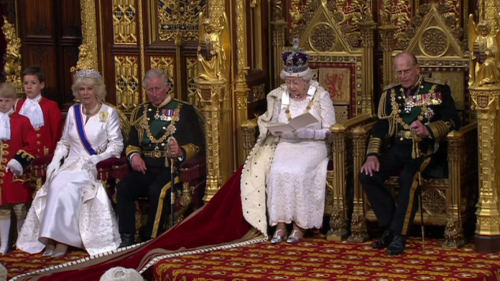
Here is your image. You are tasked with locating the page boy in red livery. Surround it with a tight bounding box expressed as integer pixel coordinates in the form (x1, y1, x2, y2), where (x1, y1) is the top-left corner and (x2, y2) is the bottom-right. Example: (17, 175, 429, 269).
(16, 65, 62, 157)
(0, 82, 38, 255)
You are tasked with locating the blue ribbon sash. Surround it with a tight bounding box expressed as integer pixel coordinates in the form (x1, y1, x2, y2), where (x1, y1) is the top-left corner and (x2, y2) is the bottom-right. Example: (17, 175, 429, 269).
(74, 104, 97, 155)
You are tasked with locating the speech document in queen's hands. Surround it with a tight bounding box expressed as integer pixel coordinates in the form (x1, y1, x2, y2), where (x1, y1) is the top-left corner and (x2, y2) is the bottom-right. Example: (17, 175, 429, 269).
(266, 112, 319, 135)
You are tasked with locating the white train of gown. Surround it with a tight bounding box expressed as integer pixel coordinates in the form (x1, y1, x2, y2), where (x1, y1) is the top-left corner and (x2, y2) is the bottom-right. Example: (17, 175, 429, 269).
(16, 104, 122, 256)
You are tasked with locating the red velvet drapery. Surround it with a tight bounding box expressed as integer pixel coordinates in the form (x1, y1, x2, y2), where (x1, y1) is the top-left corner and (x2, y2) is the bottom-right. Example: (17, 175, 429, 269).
(33, 167, 252, 281)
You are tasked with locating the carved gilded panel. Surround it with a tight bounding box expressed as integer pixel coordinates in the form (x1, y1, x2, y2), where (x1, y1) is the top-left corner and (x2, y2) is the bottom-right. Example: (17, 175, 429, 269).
(150, 56, 176, 94)
(289, 0, 366, 51)
(113, 0, 138, 45)
(334, 105, 349, 124)
(249, 84, 266, 102)
(155, 0, 206, 42)
(114, 55, 140, 111)
(432, 71, 466, 110)
(382, 0, 412, 49)
(186, 57, 200, 107)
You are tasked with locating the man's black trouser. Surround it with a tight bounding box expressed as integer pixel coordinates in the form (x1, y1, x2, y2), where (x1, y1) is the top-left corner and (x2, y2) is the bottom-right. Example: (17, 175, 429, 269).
(360, 144, 430, 235)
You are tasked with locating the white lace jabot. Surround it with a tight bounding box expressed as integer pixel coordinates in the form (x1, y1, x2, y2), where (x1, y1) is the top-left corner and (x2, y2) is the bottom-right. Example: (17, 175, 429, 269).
(0, 109, 12, 140)
(19, 94, 44, 128)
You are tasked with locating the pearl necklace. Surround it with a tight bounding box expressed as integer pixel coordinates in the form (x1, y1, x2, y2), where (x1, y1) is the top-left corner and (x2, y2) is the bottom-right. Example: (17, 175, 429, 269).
(83, 103, 101, 115)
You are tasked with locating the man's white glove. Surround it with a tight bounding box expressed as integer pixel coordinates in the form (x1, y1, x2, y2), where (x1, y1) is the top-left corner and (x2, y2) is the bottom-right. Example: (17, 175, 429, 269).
(281, 128, 327, 140)
(6, 159, 23, 176)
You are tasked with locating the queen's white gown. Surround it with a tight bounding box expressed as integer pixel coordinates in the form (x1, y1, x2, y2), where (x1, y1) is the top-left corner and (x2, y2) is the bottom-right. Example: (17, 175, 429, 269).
(17, 103, 122, 256)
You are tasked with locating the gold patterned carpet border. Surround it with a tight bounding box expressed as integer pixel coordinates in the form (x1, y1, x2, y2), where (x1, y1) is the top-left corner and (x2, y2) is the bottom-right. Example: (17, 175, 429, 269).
(153, 236, 500, 281)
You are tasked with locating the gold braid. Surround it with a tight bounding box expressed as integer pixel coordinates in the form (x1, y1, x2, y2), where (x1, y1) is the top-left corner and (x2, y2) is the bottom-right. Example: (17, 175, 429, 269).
(377, 89, 397, 138)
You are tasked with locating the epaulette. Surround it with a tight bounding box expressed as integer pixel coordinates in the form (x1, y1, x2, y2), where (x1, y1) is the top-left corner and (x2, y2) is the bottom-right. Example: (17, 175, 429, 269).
(382, 82, 401, 91)
(424, 77, 447, 85)
(129, 103, 148, 125)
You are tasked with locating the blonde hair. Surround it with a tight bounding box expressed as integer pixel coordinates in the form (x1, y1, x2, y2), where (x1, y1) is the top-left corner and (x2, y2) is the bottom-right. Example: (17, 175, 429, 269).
(72, 77, 107, 102)
(0, 82, 17, 99)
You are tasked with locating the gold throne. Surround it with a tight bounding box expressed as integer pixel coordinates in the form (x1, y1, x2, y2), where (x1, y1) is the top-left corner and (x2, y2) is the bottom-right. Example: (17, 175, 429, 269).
(349, 2, 478, 247)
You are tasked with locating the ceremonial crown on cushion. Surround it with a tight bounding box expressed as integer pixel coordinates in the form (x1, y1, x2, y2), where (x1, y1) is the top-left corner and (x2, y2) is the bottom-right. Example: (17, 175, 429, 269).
(75, 68, 102, 79)
(281, 38, 310, 74)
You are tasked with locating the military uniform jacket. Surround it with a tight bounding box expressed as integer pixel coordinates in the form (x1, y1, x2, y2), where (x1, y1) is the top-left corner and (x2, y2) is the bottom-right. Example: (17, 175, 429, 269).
(16, 97, 63, 157)
(367, 77, 461, 157)
(126, 97, 204, 169)
(0, 112, 38, 205)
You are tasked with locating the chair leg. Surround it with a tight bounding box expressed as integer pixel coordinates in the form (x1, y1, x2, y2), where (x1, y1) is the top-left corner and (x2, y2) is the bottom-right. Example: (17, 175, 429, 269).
(135, 202, 142, 242)
(418, 172, 425, 249)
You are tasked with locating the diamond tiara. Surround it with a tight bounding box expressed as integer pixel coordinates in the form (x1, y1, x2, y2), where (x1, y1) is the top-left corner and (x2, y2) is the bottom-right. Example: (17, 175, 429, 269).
(75, 68, 102, 79)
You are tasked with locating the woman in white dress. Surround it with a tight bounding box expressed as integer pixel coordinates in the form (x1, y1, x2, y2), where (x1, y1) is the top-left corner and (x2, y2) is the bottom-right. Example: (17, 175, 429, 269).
(16, 68, 122, 257)
(241, 42, 336, 244)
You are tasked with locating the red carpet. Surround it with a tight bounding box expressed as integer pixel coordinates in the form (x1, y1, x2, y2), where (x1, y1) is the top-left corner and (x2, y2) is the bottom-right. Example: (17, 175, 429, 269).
(0, 250, 88, 280)
(2, 237, 500, 280)
(153, 236, 500, 281)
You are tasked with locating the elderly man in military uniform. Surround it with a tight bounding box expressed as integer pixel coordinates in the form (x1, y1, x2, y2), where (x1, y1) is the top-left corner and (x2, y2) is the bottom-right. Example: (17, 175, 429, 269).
(360, 52, 461, 255)
(117, 69, 204, 247)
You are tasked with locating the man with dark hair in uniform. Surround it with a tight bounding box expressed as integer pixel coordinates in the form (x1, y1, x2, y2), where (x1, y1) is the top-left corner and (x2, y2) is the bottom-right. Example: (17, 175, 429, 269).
(116, 69, 204, 247)
(360, 52, 461, 255)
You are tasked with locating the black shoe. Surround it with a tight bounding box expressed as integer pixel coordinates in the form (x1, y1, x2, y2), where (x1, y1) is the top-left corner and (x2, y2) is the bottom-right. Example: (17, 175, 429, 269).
(371, 230, 394, 249)
(386, 234, 407, 255)
(119, 233, 135, 248)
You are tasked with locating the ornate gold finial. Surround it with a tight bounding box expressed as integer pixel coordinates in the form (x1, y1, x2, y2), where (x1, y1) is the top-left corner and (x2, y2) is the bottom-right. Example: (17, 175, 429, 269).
(468, 14, 500, 87)
(196, 13, 229, 82)
(70, 44, 95, 74)
(1, 16, 22, 93)
(380, 0, 392, 26)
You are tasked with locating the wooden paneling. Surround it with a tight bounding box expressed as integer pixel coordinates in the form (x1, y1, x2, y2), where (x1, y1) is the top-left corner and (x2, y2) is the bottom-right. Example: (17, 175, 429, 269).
(21, 0, 54, 38)
(16, 0, 81, 110)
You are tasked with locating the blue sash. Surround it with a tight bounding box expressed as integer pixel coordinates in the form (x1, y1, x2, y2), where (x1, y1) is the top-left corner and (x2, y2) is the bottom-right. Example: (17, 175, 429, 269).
(74, 104, 97, 155)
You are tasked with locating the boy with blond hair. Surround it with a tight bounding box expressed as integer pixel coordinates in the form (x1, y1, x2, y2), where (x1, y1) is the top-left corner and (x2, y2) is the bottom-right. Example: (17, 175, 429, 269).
(0, 82, 37, 255)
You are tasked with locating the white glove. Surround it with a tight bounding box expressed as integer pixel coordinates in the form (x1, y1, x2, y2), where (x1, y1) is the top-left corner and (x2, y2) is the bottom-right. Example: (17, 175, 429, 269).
(6, 159, 23, 176)
(282, 128, 327, 140)
(89, 153, 111, 166)
(46, 152, 65, 179)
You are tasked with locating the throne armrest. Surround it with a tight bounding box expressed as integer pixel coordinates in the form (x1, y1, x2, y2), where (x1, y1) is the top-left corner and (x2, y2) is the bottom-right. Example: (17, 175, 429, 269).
(110, 156, 131, 181)
(31, 153, 54, 178)
(96, 157, 125, 181)
(446, 122, 478, 181)
(180, 154, 206, 183)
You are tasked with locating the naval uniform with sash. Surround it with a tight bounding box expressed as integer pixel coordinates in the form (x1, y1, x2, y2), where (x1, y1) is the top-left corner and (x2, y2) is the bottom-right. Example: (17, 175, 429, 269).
(360, 76, 461, 237)
(117, 96, 204, 240)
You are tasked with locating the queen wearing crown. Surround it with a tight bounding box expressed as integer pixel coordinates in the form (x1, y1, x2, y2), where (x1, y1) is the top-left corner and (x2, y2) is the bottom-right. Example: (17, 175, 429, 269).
(16, 68, 123, 257)
(241, 40, 336, 244)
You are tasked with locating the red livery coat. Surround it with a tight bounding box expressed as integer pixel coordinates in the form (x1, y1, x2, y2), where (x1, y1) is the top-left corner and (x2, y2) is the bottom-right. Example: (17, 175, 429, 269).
(0, 112, 38, 205)
(16, 97, 63, 157)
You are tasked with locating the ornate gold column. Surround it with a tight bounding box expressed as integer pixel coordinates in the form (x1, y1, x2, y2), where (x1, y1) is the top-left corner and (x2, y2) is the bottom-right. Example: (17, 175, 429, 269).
(348, 123, 374, 243)
(378, 0, 398, 85)
(197, 0, 231, 202)
(358, 5, 377, 116)
(471, 88, 500, 252)
(270, 0, 286, 89)
(1, 17, 22, 93)
(469, 0, 500, 252)
(378, 24, 398, 85)
(234, 0, 251, 167)
(72, 0, 99, 72)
